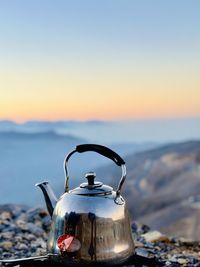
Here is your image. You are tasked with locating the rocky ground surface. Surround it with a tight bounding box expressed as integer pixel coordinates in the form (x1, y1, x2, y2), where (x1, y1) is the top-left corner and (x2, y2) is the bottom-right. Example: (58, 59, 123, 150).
(0, 204, 200, 267)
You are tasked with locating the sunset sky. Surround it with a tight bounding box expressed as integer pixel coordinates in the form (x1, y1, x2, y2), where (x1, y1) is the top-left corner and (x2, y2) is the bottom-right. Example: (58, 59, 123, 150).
(0, 0, 200, 122)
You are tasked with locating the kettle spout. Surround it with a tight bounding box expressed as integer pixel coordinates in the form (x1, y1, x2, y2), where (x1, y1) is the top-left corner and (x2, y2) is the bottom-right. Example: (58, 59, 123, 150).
(35, 181, 58, 217)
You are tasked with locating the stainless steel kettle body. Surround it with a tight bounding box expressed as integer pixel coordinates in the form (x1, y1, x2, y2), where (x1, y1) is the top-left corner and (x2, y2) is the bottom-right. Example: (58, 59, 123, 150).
(37, 144, 134, 266)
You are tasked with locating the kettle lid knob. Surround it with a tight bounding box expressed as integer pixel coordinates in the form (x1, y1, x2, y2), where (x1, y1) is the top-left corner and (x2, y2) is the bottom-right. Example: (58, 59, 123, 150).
(71, 171, 113, 195)
(85, 172, 96, 186)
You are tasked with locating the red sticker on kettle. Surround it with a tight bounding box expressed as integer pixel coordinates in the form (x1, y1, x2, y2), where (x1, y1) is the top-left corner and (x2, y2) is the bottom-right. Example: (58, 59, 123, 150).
(57, 235, 81, 253)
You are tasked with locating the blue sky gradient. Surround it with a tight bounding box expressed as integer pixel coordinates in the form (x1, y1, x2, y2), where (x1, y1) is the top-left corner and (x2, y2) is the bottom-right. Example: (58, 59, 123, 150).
(0, 0, 200, 121)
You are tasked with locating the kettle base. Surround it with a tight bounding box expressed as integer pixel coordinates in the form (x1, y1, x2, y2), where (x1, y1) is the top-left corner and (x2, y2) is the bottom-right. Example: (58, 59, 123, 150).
(49, 253, 135, 267)
(0, 253, 162, 267)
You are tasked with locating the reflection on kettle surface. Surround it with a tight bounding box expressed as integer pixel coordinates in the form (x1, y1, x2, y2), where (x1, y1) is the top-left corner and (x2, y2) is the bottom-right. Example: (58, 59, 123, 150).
(36, 144, 135, 266)
(112, 244, 129, 254)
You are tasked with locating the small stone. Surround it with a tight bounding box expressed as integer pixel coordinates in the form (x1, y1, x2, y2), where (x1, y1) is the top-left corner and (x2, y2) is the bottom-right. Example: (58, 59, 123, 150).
(27, 208, 43, 221)
(168, 255, 178, 262)
(142, 231, 170, 243)
(0, 241, 13, 250)
(39, 209, 48, 218)
(17, 213, 28, 222)
(2, 252, 12, 258)
(1, 232, 13, 239)
(17, 243, 28, 251)
(135, 247, 149, 257)
(177, 258, 188, 264)
(141, 224, 151, 234)
(165, 261, 173, 266)
(0, 222, 4, 231)
(4, 223, 18, 232)
(30, 246, 37, 253)
(27, 222, 44, 236)
(0, 211, 12, 221)
(131, 222, 138, 233)
(35, 247, 46, 255)
(36, 238, 46, 249)
(171, 237, 178, 243)
(16, 219, 28, 231)
(15, 235, 23, 242)
(134, 240, 144, 248)
(188, 256, 199, 264)
(25, 233, 37, 241)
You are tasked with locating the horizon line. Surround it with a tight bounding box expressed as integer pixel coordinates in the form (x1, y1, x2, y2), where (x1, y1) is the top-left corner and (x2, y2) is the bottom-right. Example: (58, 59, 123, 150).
(0, 115, 200, 124)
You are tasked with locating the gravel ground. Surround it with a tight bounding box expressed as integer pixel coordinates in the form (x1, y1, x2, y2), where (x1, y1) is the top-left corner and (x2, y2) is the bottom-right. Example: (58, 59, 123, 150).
(0, 204, 200, 267)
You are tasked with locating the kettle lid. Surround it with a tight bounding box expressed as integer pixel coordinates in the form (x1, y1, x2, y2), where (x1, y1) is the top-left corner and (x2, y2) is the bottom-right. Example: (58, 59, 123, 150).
(69, 172, 113, 195)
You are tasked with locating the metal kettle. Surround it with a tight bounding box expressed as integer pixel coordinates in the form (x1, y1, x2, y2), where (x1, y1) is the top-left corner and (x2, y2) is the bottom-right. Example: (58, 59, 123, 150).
(36, 144, 134, 266)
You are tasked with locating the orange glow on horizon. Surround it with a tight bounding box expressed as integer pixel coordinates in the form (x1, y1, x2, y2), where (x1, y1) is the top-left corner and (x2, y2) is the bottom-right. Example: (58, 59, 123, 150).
(1, 105, 200, 123)
(0, 69, 200, 122)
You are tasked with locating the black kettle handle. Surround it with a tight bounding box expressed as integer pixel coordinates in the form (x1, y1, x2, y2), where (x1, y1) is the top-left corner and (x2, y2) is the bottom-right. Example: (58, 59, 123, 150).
(76, 144, 125, 166)
(64, 144, 126, 197)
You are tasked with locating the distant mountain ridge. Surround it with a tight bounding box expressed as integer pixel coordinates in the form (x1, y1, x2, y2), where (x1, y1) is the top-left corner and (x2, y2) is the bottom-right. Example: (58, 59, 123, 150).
(1, 118, 200, 143)
(0, 131, 83, 141)
(0, 120, 107, 133)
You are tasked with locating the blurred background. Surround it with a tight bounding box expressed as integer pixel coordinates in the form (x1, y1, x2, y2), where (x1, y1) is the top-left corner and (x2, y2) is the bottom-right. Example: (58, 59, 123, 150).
(0, 0, 200, 240)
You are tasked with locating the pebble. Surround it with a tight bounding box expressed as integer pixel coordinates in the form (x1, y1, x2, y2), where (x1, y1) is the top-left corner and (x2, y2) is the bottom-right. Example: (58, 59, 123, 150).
(177, 258, 188, 264)
(141, 224, 151, 234)
(135, 247, 149, 257)
(16, 219, 28, 231)
(142, 230, 170, 243)
(15, 235, 23, 242)
(0, 241, 13, 250)
(16, 243, 28, 251)
(0, 211, 12, 221)
(24, 233, 37, 241)
(26, 222, 44, 236)
(1, 232, 13, 239)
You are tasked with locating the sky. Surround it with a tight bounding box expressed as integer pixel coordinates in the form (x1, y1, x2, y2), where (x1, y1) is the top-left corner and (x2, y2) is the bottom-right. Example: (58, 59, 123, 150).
(0, 0, 200, 122)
